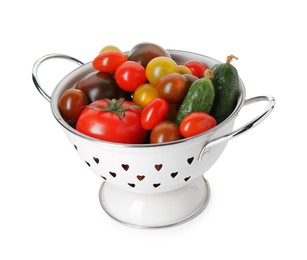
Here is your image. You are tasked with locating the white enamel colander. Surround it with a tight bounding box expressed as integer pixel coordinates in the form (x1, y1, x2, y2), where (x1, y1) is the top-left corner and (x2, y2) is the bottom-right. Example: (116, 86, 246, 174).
(32, 50, 275, 228)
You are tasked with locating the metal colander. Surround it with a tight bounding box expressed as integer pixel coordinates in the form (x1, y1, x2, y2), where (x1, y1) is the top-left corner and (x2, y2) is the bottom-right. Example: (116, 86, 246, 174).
(32, 50, 275, 228)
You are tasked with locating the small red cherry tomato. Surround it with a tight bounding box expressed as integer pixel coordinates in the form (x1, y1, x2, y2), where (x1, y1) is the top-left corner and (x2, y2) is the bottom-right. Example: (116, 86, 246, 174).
(92, 51, 127, 73)
(184, 60, 208, 78)
(115, 61, 147, 92)
(179, 112, 216, 138)
(141, 98, 169, 130)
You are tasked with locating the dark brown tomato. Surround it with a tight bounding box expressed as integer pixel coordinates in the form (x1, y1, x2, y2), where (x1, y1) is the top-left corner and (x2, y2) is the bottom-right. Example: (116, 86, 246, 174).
(156, 73, 188, 104)
(165, 103, 179, 122)
(183, 74, 199, 89)
(128, 42, 171, 68)
(150, 121, 182, 144)
(76, 71, 130, 103)
(59, 89, 88, 125)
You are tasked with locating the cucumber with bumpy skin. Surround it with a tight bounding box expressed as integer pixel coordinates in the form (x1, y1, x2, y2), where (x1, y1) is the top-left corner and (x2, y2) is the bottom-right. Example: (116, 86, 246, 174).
(175, 70, 215, 125)
(211, 55, 240, 124)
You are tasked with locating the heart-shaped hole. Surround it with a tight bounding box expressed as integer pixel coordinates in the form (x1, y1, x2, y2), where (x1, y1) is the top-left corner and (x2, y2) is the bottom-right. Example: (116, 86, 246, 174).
(184, 176, 191, 182)
(128, 183, 135, 188)
(171, 172, 178, 178)
(137, 175, 145, 181)
(153, 183, 161, 188)
(100, 175, 107, 180)
(122, 164, 129, 171)
(187, 157, 194, 165)
(74, 144, 78, 150)
(93, 157, 99, 164)
(109, 171, 116, 178)
(85, 161, 90, 167)
(155, 164, 163, 171)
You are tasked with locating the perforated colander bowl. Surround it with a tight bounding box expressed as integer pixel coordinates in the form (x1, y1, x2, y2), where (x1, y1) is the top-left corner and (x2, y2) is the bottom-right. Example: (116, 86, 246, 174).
(32, 50, 275, 228)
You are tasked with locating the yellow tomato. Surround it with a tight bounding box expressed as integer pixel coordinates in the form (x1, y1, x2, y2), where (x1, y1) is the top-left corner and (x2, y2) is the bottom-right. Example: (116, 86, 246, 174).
(99, 45, 121, 53)
(133, 83, 158, 107)
(177, 65, 193, 75)
(146, 57, 178, 85)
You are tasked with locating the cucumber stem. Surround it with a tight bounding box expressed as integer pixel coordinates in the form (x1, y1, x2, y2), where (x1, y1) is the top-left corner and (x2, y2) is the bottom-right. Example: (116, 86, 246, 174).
(204, 69, 214, 79)
(226, 55, 238, 64)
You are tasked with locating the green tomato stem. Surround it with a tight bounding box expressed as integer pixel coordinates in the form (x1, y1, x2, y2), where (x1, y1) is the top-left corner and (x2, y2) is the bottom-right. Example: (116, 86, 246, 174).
(86, 98, 140, 118)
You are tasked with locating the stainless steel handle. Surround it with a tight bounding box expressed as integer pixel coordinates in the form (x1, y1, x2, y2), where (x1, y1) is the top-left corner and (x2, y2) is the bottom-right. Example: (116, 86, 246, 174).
(198, 95, 276, 161)
(32, 54, 84, 102)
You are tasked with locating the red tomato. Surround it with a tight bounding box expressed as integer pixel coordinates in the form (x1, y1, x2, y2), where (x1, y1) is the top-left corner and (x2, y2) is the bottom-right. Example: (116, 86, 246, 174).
(59, 89, 88, 125)
(179, 112, 216, 138)
(115, 61, 147, 92)
(150, 121, 182, 144)
(184, 60, 208, 78)
(76, 99, 147, 144)
(141, 98, 169, 130)
(92, 51, 127, 73)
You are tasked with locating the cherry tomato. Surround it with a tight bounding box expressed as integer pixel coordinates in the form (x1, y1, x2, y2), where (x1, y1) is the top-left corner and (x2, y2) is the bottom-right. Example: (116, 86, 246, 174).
(92, 51, 127, 73)
(150, 121, 182, 144)
(100, 45, 121, 53)
(165, 103, 178, 122)
(115, 61, 147, 92)
(76, 99, 147, 144)
(184, 60, 208, 78)
(132, 83, 158, 107)
(141, 98, 169, 130)
(156, 73, 188, 103)
(59, 89, 88, 125)
(179, 112, 217, 138)
(183, 74, 199, 89)
(177, 65, 193, 75)
(76, 71, 129, 103)
(128, 42, 171, 68)
(146, 57, 178, 85)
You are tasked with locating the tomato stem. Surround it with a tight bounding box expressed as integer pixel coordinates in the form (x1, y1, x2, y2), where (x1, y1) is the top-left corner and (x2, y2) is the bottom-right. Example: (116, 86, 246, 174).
(86, 98, 139, 118)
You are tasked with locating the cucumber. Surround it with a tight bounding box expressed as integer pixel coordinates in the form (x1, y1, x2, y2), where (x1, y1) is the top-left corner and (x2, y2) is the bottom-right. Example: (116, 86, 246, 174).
(175, 70, 215, 125)
(210, 63, 220, 71)
(210, 55, 240, 124)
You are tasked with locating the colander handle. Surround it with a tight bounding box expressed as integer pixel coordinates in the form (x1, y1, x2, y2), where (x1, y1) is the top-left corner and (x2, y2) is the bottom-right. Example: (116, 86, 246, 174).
(198, 95, 276, 161)
(32, 54, 84, 102)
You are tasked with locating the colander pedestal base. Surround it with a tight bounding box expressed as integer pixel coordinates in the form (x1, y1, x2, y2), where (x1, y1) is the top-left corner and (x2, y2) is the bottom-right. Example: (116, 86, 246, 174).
(98, 176, 210, 228)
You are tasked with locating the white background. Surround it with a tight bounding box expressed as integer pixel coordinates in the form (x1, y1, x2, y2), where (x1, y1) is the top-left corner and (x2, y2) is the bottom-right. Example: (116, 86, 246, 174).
(1, 0, 306, 259)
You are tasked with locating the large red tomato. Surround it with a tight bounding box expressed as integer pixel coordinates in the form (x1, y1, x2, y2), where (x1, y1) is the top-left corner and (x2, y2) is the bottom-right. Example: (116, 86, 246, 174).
(76, 98, 147, 144)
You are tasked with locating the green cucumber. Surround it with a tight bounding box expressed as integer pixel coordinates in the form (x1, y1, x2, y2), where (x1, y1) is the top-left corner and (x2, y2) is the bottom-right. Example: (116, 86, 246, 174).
(175, 70, 215, 125)
(211, 55, 240, 124)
